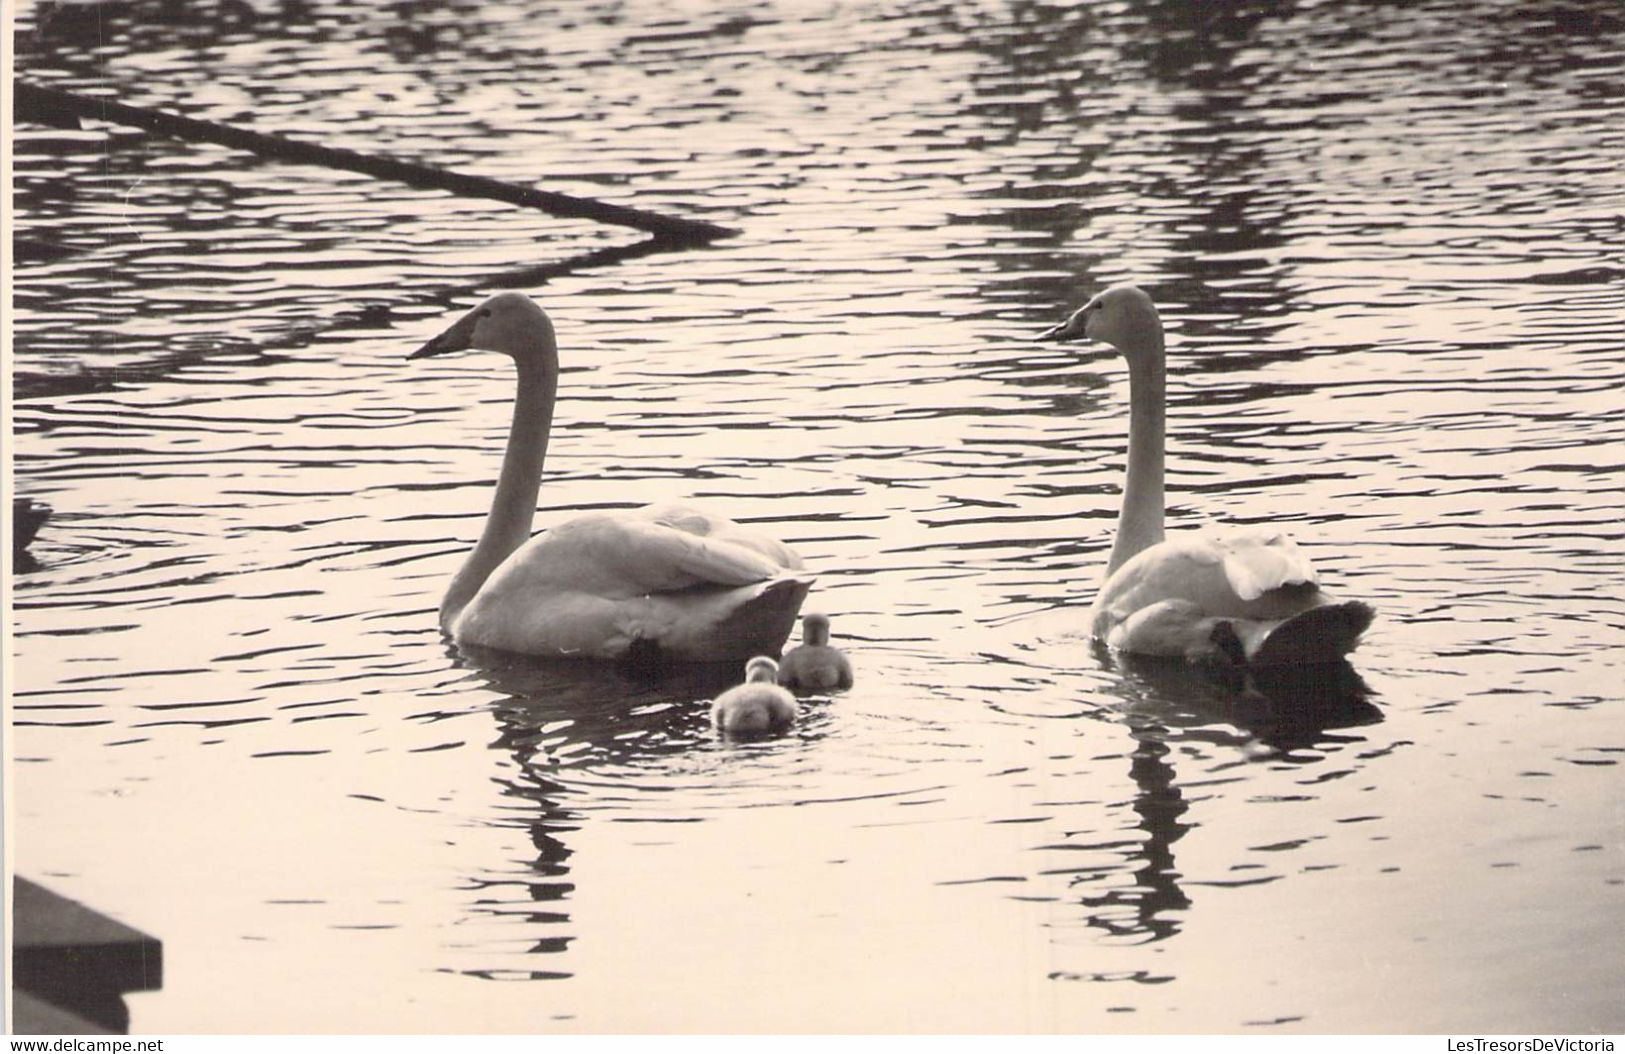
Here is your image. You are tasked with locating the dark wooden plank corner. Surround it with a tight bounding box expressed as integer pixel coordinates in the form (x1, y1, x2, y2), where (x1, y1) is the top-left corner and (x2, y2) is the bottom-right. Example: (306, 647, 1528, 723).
(10, 990, 113, 1036)
(11, 878, 164, 1034)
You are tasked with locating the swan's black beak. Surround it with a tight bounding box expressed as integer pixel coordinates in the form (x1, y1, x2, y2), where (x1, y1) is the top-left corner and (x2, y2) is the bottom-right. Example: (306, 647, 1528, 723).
(1037, 308, 1089, 342)
(409, 307, 480, 359)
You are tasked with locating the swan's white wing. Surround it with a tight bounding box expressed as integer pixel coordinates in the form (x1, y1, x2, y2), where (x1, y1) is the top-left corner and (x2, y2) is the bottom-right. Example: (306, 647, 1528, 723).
(1213, 530, 1318, 601)
(452, 505, 811, 660)
(1087, 530, 1369, 663)
(635, 504, 805, 572)
(605, 515, 791, 591)
(1091, 530, 1324, 640)
(499, 509, 798, 598)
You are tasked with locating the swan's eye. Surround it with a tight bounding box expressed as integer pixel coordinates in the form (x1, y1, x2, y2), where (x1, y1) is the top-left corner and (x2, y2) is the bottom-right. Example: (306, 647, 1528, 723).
(478, 308, 492, 318)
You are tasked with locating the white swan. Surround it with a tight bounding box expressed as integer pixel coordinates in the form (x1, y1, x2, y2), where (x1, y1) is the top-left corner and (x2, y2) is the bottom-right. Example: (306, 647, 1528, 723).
(1039, 285, 1374, 666)
(776, 612, 854, 692)
(712, 656, 798, 733)
(412, 292, 812, 662)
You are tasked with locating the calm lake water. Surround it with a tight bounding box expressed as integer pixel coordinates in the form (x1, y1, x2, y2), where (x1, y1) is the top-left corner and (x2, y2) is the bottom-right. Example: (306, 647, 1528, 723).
(9, 0, 1624, 1034)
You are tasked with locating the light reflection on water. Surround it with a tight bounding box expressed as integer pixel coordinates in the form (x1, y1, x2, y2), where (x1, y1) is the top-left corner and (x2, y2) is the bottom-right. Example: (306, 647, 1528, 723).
(10, 0, 1625, 1034)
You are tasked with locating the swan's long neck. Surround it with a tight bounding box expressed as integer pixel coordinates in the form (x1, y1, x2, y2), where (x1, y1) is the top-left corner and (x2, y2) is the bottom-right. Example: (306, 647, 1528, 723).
(440, 354, 557, 631)
(1106, 331, 1166, 576)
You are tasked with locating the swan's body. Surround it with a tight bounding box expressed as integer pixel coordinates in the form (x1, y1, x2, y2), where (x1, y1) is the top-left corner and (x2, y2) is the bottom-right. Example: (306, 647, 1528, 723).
(413, 293, 811, 662)
(713, 656, 798, 733)
(1040, 285, 1373, 666)
(777, 612, 853, 692)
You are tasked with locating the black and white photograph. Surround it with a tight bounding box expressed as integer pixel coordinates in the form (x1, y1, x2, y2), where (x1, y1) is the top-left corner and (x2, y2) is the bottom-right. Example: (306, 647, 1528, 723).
(4, 0, 1623, 1037)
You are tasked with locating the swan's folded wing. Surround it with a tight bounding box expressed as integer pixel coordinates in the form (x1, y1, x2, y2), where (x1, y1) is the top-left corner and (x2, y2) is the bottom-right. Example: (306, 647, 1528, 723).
(1091, 531, 1325, 640)
(640, 504, 806, 572)
(602, 516, 794, 592)
(1215, 531, 1317, 601)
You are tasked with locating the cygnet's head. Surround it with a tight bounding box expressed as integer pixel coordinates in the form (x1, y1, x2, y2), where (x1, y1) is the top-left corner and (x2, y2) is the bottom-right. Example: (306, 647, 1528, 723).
(1038, 284, 1161, 354)
(410, 292, 557, 365)
(744, 656, 780, 683)
(801, 612, 832, 647)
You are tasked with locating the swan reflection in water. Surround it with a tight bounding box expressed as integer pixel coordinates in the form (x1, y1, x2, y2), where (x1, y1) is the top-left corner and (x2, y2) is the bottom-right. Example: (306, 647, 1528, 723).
(439, 634, 1379, 975)
(443, 644, 818, 980)
(1101, 647, 1382, 755)
(1057, 649, 1382, 946)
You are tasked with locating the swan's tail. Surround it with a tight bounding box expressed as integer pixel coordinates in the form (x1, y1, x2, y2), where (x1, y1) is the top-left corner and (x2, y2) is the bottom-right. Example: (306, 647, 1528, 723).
(712, 576, 815, 659)
(647, 575, 814, 664)
(1225, 600, 1375, 667)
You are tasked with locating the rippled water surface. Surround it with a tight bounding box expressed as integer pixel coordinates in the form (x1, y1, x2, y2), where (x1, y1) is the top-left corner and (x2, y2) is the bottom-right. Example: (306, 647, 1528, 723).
(9, 0, 1624, 1034)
